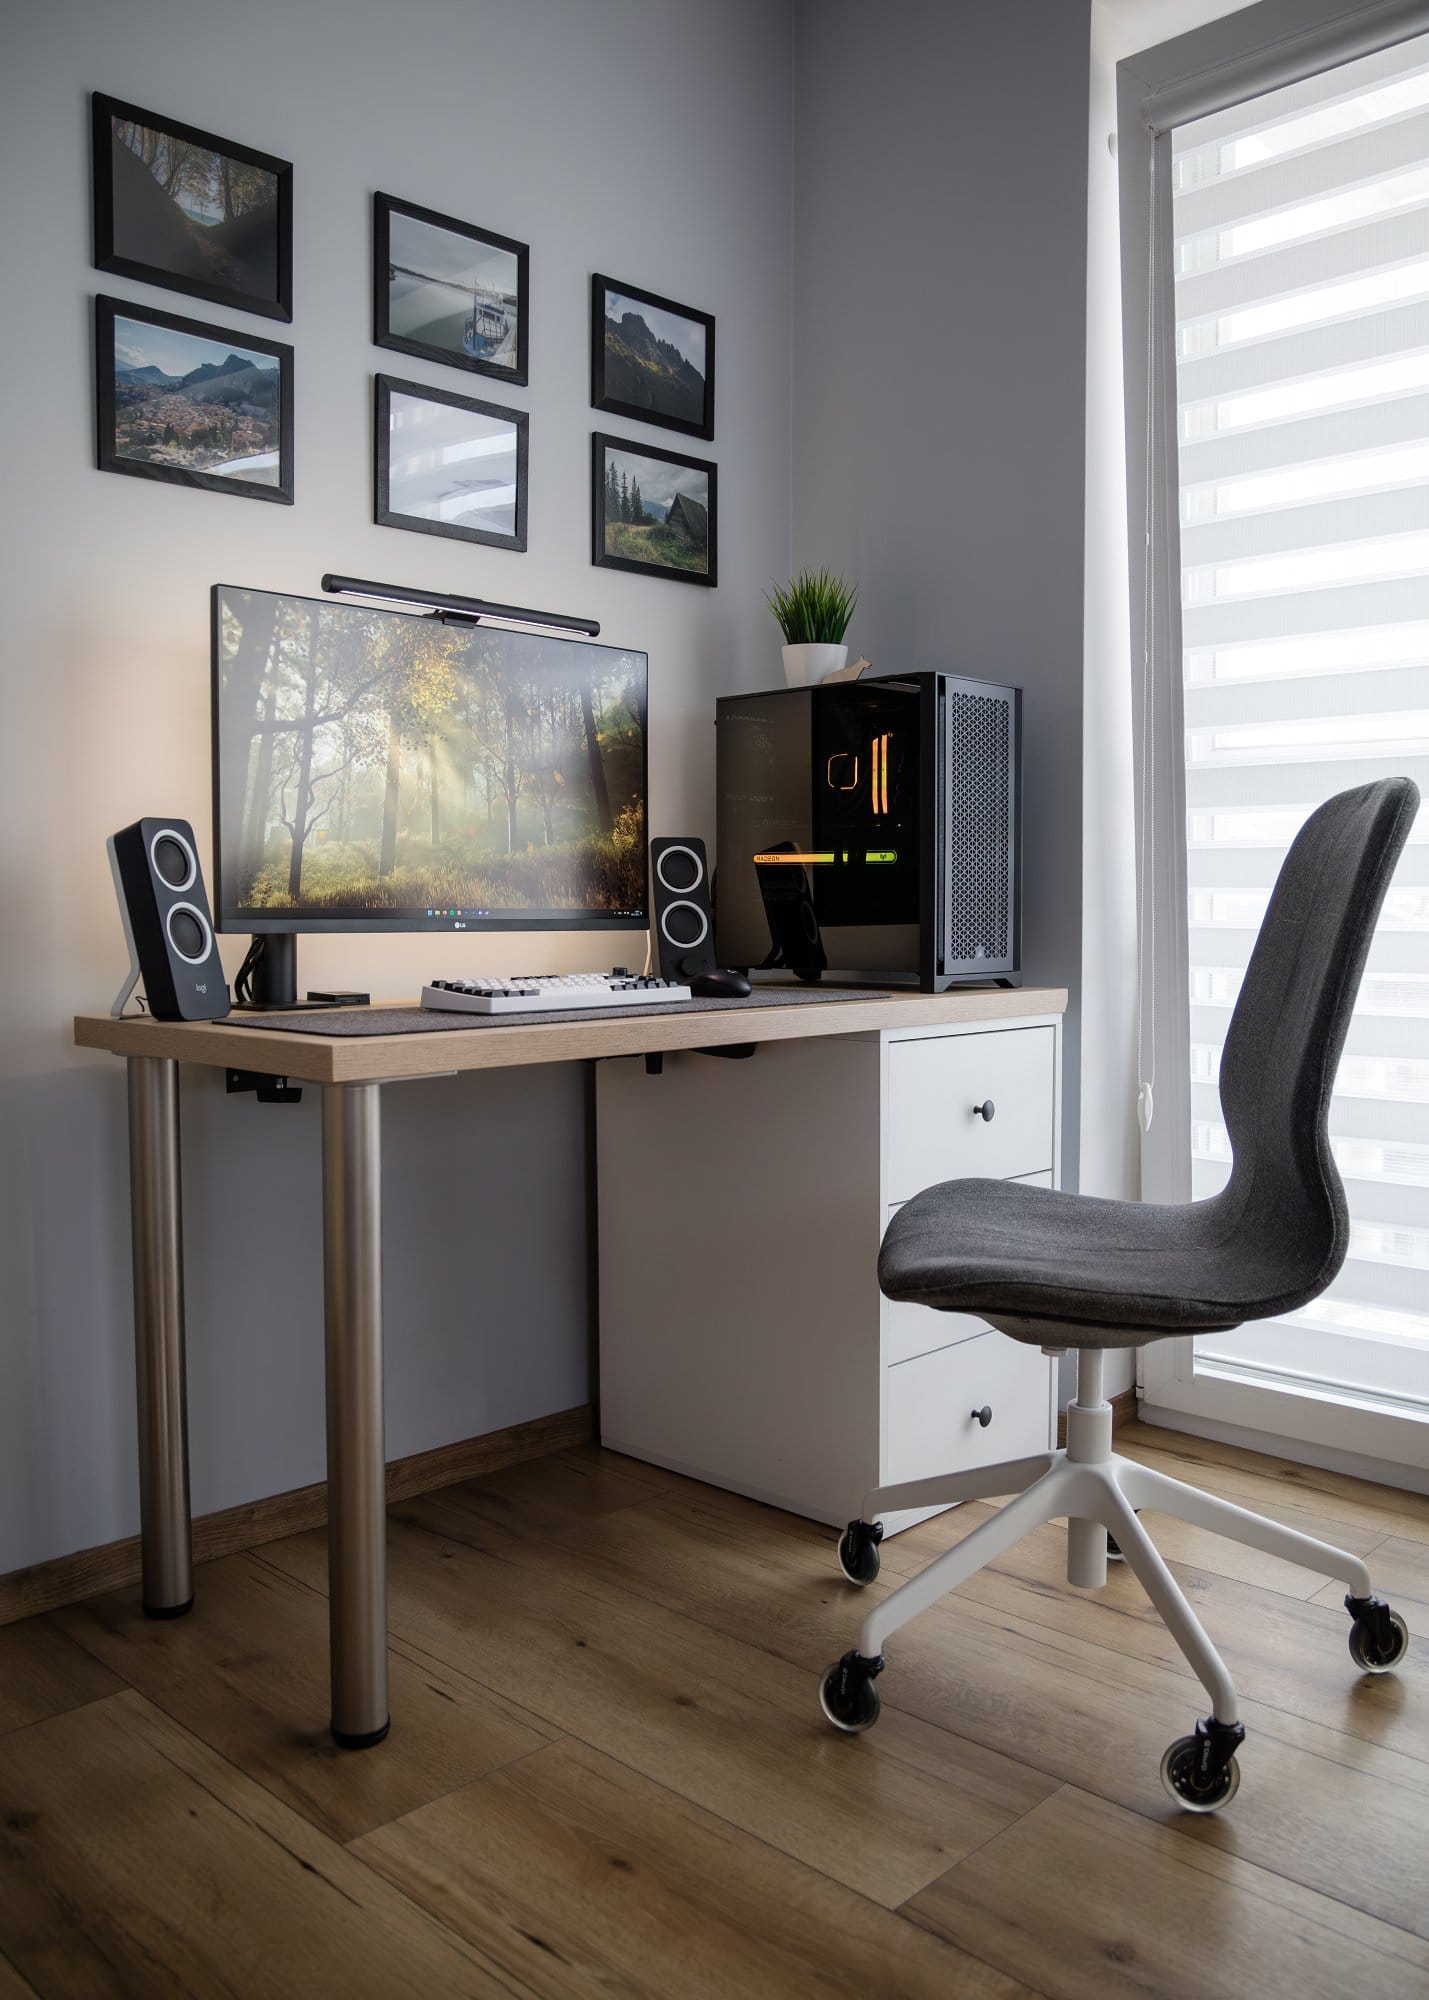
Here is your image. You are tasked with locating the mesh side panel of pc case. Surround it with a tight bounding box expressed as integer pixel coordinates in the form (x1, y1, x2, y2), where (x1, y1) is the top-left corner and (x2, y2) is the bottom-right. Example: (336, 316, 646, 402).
(941, 679, 1018, 978)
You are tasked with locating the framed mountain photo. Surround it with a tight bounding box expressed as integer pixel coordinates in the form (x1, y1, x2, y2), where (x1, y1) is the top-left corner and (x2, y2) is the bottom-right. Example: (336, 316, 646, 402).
(591, 275, 714, 441)
(95, 295, 293, 503)
(592, 433, 716, 587)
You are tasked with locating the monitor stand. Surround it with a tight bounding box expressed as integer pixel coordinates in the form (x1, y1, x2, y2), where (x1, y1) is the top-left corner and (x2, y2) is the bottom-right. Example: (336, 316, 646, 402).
(232, 933, 371, 1012)
(237, 932, 300, 1010)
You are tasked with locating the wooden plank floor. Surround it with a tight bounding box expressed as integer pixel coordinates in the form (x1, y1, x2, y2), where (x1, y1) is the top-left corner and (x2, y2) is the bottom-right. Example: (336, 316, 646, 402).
(1, 1422, 1425, 1998)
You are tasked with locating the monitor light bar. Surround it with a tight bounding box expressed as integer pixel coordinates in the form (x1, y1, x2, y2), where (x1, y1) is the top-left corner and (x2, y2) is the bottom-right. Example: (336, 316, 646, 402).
(321, 573, 600, 639)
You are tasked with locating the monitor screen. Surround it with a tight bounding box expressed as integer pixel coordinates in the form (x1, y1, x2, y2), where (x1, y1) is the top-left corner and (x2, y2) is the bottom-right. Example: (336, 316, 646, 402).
(212, 585, 647, 931)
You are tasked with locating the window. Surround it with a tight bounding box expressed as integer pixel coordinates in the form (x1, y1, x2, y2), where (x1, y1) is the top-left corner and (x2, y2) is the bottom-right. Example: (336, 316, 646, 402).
(1167, 31, 1429, 1420)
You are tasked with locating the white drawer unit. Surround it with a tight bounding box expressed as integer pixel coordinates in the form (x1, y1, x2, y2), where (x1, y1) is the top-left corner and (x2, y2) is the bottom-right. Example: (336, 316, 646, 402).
(596, 1007, 1062, 1532)
(886, 1027, 1056, 1199)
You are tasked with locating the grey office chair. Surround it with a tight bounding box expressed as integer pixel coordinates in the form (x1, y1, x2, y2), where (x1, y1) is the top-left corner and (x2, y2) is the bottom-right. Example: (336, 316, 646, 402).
(821, 777, 1419, 1812)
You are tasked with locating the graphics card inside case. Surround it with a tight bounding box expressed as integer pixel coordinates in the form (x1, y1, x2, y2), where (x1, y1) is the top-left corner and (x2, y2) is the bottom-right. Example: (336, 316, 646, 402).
(715, 672, 1021, 990)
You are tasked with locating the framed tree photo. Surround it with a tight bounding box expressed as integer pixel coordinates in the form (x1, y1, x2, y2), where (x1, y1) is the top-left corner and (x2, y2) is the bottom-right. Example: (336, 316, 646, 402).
(592, 274, 714, 441)
(592, 432, 716, 587)
(375, 194, 529, 385)
(96, 295, 293, 504)
(92, 92, 292, 321)
(376, 374, 528, 550)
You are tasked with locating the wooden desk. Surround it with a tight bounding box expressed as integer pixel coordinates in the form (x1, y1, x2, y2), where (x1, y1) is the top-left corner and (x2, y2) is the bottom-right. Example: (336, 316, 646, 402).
(74, 986, 1067, 1747)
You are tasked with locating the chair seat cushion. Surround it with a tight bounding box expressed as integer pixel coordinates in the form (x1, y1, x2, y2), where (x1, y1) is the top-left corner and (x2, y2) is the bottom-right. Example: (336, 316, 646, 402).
(878, 1177, 1300, 1346)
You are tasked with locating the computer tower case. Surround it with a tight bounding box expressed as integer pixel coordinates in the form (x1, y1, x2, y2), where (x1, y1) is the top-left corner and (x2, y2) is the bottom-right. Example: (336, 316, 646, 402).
(715, 672, 1021, 990)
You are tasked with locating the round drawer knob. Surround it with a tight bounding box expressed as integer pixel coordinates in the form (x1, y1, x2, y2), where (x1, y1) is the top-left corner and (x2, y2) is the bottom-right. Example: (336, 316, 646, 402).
(971, 1404, 993, 1428)
(973, 1100, 996, 1122)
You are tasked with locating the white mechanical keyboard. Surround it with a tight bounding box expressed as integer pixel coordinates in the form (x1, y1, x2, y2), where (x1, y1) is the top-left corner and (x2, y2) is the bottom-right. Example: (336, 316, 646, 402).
(421, 972, 692, 1015)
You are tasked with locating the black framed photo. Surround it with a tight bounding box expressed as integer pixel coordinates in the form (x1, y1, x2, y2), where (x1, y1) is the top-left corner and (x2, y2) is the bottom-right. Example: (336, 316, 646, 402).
(92, 92, 292, 322)
(376, 375, 527, 550)
(96, 295, 293, 504)
(592, 433, 716, 587)
(375, 194, 528, 385)
(592, 275, 714, 440)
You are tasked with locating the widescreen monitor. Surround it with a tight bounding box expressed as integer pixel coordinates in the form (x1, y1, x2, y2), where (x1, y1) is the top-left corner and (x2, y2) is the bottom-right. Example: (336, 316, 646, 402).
(212, 584, 648, 932)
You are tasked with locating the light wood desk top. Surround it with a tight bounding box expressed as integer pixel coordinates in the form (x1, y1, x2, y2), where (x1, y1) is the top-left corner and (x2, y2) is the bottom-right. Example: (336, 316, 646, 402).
(75, 986, 1068, 1087)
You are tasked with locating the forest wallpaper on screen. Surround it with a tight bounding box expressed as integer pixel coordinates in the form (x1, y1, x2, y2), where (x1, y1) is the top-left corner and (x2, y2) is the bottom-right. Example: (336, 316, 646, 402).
(217, 591, 646, 916)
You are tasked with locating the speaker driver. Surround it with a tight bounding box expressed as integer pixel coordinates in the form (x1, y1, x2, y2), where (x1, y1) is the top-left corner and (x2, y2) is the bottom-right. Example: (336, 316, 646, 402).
(150, 827, 197, 891)
(655, 842, 704, 895)
(661, 899, 709, 951)
(167, 902, 212, 964)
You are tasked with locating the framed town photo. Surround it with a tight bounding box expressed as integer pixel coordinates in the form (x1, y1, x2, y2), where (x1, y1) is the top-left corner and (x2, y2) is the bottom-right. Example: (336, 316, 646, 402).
(592, 433, 716, 587)
(92, 92, 292, 321)
(376, 375, 528, 550)
(375, 194, 528, 385)
(96, 295, 294, 504)
(592, 274, 714, 440)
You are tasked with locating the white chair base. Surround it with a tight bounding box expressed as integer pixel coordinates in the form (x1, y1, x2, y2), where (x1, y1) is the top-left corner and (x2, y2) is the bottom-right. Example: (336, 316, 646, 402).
(821, 1349, 1409, 1811)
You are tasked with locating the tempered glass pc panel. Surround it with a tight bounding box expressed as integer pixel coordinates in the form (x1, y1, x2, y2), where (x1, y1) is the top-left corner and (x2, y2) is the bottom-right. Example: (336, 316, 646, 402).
(811, 684, 920, 927)
(714, 690, 816, 965)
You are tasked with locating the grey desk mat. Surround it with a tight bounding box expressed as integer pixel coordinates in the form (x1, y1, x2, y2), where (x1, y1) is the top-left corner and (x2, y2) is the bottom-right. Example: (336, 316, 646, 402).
(227, 986, 888, 1036)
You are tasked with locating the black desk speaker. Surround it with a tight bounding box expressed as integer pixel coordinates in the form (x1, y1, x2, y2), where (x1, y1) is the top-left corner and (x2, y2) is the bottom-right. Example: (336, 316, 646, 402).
(108, 817, 230, 1021)
(650, 836, 717, 982)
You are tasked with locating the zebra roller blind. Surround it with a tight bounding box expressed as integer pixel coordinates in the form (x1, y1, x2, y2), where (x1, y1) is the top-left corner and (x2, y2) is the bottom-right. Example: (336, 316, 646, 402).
(1171, 29, 1429, 1408)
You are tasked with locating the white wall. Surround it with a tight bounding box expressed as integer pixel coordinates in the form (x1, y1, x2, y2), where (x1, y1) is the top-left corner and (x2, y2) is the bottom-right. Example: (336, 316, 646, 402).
(0, 0, 793, 1573)
(790, 0, 1092, 1193)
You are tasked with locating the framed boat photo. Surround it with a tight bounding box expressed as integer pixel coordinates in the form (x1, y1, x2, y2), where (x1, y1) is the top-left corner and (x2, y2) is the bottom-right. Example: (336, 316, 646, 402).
(374, 193, 528, 386)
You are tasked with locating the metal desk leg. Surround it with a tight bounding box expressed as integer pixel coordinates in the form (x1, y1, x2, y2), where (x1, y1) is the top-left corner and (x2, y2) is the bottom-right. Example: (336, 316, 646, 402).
(127, 1056, 194, 1618)
(321, 1082, 389, 1748)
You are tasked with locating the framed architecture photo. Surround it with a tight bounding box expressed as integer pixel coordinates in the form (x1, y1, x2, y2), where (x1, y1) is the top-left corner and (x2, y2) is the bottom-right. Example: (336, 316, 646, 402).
(95, 295, 294, 504)
(375, 194, 529, 385)
(92, 92, 292, 322)
(376, 374, 528, 549)
(591, 274, 714, 441)
(592, 432, 716, 586)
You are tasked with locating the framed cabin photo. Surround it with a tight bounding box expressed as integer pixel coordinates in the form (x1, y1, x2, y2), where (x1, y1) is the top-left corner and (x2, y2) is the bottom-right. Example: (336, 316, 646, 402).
(592, 432, 716, 587)
(376, 375, 528, 550)
(92, 92, 292, 322)
(96, 295, 294, 504)
(591, 275, 714, 441)
(375, 194, 529, 385)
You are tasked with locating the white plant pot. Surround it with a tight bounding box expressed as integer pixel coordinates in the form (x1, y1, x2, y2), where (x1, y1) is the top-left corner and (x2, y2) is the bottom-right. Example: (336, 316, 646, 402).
(781, 643, 848, 687)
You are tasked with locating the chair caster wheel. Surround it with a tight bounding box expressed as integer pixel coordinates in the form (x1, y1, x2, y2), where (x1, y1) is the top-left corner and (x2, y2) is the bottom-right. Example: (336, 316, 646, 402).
(837, 1519, 883, 1586)
(1345, 1594, 1409, 1673)
(819, 1650, 883, 1733)
(1159, 1716, 1244, 1813)
(1107, 1509, 1139, 1562)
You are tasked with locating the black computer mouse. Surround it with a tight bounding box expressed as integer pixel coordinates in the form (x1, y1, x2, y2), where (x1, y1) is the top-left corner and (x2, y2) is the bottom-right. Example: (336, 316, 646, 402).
(688, 967, 753, 998)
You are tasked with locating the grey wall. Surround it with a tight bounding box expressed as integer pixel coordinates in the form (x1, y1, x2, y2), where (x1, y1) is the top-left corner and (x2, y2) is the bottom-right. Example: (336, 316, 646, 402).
(790, 0, 1091, 1188)
(0, 0, 793, 1574)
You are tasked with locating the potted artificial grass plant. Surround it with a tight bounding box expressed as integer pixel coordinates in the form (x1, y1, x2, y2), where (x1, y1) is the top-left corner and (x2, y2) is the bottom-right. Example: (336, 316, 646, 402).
(766, 567, 859, 686)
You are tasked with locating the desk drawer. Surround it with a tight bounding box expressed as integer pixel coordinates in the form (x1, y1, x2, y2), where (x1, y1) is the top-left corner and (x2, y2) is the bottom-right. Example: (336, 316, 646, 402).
(885, 1329, 1051, 1483)
(883, 1172, 1051, 1366)
(886, 1028, 1054, 1201)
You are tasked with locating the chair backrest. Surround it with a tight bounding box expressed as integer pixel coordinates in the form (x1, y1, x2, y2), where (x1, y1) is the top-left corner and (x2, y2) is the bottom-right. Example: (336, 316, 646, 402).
(1217, 776, 1419, 1306)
